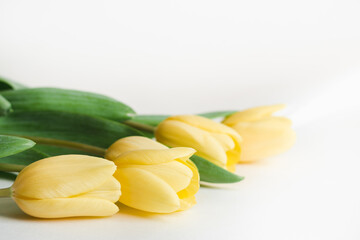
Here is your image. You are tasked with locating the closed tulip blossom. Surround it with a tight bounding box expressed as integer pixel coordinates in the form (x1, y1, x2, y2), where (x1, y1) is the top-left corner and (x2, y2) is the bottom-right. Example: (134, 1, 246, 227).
(222, 104, 296, 162)
(11, 155, 121, 218)
(154, 115, 242, 172)
(105, 136, 199, 213)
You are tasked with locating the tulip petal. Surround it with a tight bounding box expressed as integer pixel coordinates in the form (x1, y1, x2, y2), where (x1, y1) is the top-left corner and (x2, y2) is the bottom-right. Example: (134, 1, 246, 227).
(223, 104, 286, 125)
(233, 117, 296, 161)
(135, 161, 193, 193)
(13, 155, 117, 199)
(105, 136, 167, 161)
(179, 196, 197, 211)
(169, 115, 241, 138)
(113, 147, 196, 166)
(226, 150, 239, 172)
(177, 159, 200, 199)
(156, 120, 228, 167)
(211, 133, 235, 151)
(115, 167, 180, 213)
(13, 197, 119, 218)
(78, 176, 121, 202)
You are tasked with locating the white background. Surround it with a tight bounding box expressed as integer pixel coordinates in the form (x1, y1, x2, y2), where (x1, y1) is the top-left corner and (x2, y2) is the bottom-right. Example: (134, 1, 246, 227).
(0, 1, 359, 239)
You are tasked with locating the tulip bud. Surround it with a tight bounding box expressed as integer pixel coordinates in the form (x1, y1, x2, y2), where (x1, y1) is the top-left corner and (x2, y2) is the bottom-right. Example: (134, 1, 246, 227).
(154, 115, 242, 172)
(105, 136, 199, 213)
(222, 104, 296, 162)
(11, 155, 121, 218)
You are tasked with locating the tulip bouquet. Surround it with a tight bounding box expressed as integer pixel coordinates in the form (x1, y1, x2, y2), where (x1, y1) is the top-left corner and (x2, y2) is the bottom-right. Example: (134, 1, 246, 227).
(0, 77, 295, 218)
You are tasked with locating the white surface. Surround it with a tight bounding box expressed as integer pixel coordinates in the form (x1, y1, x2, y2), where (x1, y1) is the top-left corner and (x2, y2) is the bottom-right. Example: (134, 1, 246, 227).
(0, 0, 360, 239)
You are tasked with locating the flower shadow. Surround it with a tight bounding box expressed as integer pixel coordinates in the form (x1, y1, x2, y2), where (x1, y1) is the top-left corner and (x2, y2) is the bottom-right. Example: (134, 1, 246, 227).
(0, 198, 117, 222)
(116, 202, 187, 220)
(0, 198, 32, 220)
(116, 202, 158, 218)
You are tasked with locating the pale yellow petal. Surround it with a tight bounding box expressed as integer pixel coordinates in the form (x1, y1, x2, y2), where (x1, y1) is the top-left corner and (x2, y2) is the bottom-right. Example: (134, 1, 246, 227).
(177, 159, 200, 199)
(233, 117, 296, 161)
(105, 136, 167, 161)
(114, 147, 196, 166)
(13, 155, 116, 199)
(135, 161, 193, 193)
(223, 104, 286, 125)
(160, 115, 243, 164)
(178, 196, 197, 211)
(168, 115, 240, 137)
(156, 120, 227, 167)
(114, 167, 180, 213)
(226, 150, 240, 172)
(13, 197, 119, 218)
(211, 133, 235, 151)
(78, 176, 121, 202)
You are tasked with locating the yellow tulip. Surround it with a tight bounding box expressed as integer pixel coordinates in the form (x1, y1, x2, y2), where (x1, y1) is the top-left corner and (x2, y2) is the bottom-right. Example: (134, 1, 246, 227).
(223, 104, 296, 162)
(105, 136, 199, 213)
(154, 115, 242, 172)
(11, 155, 121, 218)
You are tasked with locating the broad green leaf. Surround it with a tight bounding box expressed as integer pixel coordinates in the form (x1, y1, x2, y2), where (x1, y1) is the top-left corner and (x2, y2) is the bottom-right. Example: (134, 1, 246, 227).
(34, 144, 98, 157)
(0, 148, 49, 165)
(131, 115, 169, 127)
(0, 95, 12, 116)
(0, 76, 27, 91)
(1, 88, 135, 121)
(0, 171, 17, 181)
(132, 111, 236, 128)
(190, 155, 244, 183)
(0, 135, 35, 158)
(0, 111, 143, 150)
(138, 130, 155, 139)
(0, 145, 99, 173)
(198, 110, 236, 119)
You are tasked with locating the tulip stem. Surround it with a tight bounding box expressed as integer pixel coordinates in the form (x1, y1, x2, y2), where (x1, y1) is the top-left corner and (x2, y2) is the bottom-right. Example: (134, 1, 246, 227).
(14, 136, 106, 156)
(123, 120, 156, 133)
(0, 163, 26, 172)
(0, 187, 12, 198)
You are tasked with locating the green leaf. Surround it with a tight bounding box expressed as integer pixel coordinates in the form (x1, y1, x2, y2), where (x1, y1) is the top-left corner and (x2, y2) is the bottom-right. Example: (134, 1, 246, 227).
(198, 110, 236, 119)
(190, 155, 244, 183)
(34, 144, 99, 157)
(0, 171, 17, 181)
(0, 76, 27, 91)
(131, 115, 169, 127)
(0, 95, 12, 116)
(0, 148, 49, 165)
(0, 145, 101, 173)
(132, 111, 236, 128)
(133, 130, 154, 139)
(0, 144, 95, 169)
(1, 88, 135, 121)
(0, 135, 35, 159)
(0, 111, 143, 150)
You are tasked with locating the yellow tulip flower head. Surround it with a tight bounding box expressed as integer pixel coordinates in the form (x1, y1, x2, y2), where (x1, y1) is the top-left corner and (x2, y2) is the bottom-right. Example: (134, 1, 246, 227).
(154, 115, 242, 172)
(11, 155, 121, 218)
(105, 136, 199, 213)
(223, 104, 296, 162)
